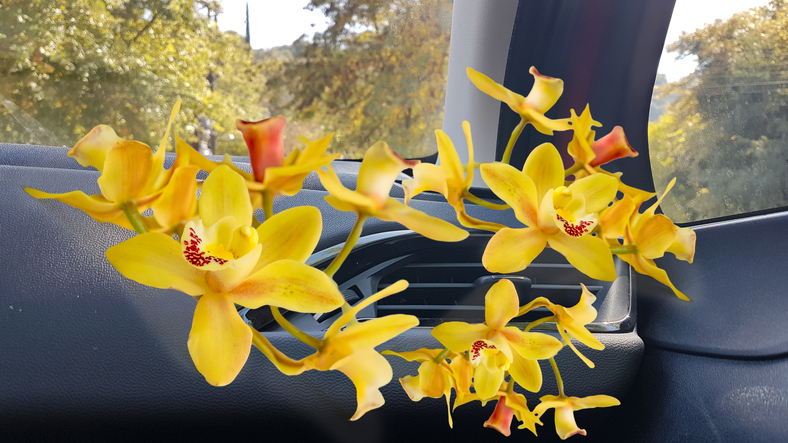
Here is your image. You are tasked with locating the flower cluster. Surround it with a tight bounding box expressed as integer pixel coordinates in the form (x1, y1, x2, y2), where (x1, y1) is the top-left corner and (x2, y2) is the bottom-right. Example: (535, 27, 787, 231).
(26, 66, 695, 439)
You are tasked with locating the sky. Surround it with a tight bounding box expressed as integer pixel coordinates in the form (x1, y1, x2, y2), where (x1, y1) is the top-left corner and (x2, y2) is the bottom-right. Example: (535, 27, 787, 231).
(217, 0, 772, 81)
(216, 0, 330, 50)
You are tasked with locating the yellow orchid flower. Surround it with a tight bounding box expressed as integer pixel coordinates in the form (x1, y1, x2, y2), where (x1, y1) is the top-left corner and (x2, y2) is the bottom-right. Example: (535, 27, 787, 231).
(432, 279, 563, 400)
(480, 143, 619, 280)
(454, 382, 542, 436)
(317, 141, 469, 242)
(519, 284, 604, 368)
(566, 105, 638, 179)
(106, 165, 344, 386)
(26, 101, 194, 232)
(611, 178, 694, 301)
(467, 67, 571, 135)
(303, 280, 419, 420)
(533, 394, 620, 440)
(403, 122, 505, 232)
(383, 348, 471, 428)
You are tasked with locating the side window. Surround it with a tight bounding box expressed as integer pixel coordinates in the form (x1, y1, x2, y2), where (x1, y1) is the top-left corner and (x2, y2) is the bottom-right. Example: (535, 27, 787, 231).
(649, 0, 786, 223)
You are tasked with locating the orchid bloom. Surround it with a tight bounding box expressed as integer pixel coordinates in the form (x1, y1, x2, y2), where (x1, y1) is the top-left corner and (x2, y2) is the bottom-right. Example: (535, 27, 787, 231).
(303, 280, 419, 420)
(533, 394, 620, 440)
(317, 141, 469, 242)
(453, 379, 541, 436)
(432, 279, 563, 400)
(566, 105, 638, 179)
(467, 67, 571, 135)
(383, 348, 471, 428)
(480, 143, 619, 280)
(520, 284, 604, 368)
(26, 101, 197, 232)
(611, 178, 694, 301)
(403, 122, 505, 231)
(106, 165, 344, 386)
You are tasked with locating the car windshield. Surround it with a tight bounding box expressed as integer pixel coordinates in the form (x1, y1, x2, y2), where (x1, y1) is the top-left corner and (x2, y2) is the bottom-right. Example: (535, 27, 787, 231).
(0, 0, 452, 159)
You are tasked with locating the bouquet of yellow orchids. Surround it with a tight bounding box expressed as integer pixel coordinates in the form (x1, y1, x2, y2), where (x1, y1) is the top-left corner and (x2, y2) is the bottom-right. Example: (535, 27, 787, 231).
(26, 66, 695, 439)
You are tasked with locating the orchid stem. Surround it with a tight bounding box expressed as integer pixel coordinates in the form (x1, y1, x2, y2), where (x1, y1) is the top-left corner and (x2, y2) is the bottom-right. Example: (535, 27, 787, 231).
(262, 190, 274, 221)
(270, 306, 321, 349)
(524, 316, 555, 333)
(433, 348, 452, 363)
(249, 327, 307, 376)
(610, 244, 638, 255)
(464, 192, 510, 210)
(324, 214, 367, 278)
(565, 163, 583, 177)
(501, 117, 526, 165)
(121, 201, 148, 234)
(549, 357, 565, 397)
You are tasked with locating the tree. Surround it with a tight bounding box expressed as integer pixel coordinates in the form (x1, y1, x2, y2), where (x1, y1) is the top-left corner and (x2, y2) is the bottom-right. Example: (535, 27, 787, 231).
(0, 0, 265, 154)
(262, 0, 453, 158)
(649, 0, 788, 222)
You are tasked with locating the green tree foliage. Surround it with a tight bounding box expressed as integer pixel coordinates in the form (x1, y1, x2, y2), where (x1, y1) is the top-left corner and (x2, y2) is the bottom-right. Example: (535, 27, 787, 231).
(649, 0, 788, 222)
(0, 0, 264, 153)
(262, 0, 452, 158)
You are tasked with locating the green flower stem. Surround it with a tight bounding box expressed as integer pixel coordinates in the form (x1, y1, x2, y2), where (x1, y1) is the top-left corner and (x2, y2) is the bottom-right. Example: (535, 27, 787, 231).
(564, 163, 583, 177)
(324, 214, 368, 278)
(121, 200, 148, 234)
(501, 117, 527, 165)
(270, 306, 321, 349)
(549, 357, 565, 397)
(524, 315, 555, 333)
(262, 190, 274, 221)
(610, 244, 638, 255)
(464, 192, 510, 210)
(507, 379, 515, 394)
(433, 348, 452, 363)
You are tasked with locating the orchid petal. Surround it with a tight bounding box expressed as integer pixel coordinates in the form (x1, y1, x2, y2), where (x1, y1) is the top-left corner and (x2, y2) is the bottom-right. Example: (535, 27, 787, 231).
(378, 198, 468, 242)
(188, 292, 252, 386)
(317, 167, 379, 212)
(97, 141, 154, 202)
(590, 126, 638, 167)
(418, 360, 451, 399)
(357, 141, 418, 204)
(457, 209, 506, 232)
(524, 143, 565, 204)
(25, 188, 123, 221)
(262, 154, 340, 196)
(400, 375, 425, 401)
(199, 165, 253, 227)
(547, 234, 616, 281)
(484, 398, 515, 436)
(146, 100, 181, 193)
(381, 348, 437, 363)
(150, 165, 198, 230)
(560, 318, 604, 350)
(436, 130, 465, 182)
(622, 254, 690, 301)
(337, 314, 419, 350)
(568, 173, 618, 214)
(524, 67, 564, 114)
(564, 284, 598, 326)
(403, 163, 448, 204)
(180, 218, 236, 271)
(572, 394, 621, 409)
(205, 244, 262, 293)
(566, 106, 600, 164)
(298, 132, 333, 162)
(336, 349, 393, 421)
(473, 354, 507, 401)
(67, 125, 123, 172)
(485, 279, 520, 330)
(253, 206, 322, 274)
(226, 260, 343, 312)
(502, 327, 563, 360)
(431, 322, 488, 353)
(667, 226, 696, 263)
(508, 351, 543, 392)
(598, 196, 635, 239)
(237, 116, 286, 183)
(635, 214, 678, 259)
(523, 110, 572, 135)
(482, 227, 547, 274)
(466, 67, 525, 109)
(480, 162, 538, 226)
(106, 232, 207, 296)
(554, 404, 586, 439)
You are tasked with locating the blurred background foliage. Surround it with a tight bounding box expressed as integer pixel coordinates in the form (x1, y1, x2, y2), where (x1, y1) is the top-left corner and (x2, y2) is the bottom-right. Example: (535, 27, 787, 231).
(0, 0, 451, 158)
(649, 0, 788, 222)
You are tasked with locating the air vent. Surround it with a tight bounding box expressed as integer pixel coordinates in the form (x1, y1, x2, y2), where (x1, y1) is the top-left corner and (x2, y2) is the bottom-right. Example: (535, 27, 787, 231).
(252, 231, 634, 333)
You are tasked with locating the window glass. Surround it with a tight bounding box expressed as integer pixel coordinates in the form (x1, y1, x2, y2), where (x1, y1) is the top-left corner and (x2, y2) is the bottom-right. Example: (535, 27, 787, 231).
(649, 0, 785, 223)
(0, 0, 452, 158)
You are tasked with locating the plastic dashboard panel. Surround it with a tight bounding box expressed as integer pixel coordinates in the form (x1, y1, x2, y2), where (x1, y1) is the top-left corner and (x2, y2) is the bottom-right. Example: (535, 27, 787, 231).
(1, 144, 643, 441)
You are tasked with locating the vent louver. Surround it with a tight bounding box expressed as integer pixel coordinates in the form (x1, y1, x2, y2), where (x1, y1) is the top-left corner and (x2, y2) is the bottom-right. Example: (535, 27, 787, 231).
(250, 231, 634, 333)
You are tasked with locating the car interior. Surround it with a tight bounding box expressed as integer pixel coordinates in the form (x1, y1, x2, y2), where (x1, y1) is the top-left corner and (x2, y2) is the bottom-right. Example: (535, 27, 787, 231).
(2, 0, 788, 441)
